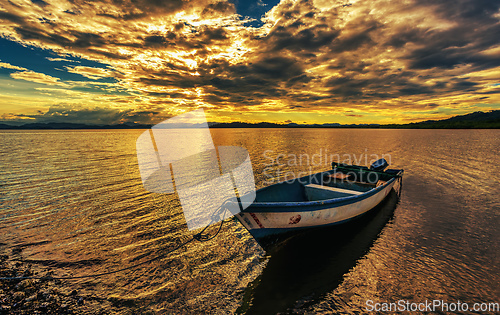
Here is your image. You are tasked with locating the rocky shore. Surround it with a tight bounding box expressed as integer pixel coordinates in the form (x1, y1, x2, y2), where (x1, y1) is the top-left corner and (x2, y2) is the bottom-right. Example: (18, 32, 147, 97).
(0, 254, 84, 314)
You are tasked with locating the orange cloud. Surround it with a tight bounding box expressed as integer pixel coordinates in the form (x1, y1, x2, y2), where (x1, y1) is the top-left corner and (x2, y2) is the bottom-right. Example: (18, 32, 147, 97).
(65, 66, 116, 80)
(10, 70, 65, 86)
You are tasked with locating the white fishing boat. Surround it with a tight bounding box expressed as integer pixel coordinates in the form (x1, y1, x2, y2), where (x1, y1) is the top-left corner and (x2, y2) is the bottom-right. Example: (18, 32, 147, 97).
(235, 159, 403, 246)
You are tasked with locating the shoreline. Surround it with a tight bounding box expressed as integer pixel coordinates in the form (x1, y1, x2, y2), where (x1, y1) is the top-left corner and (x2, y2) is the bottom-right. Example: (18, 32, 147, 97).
(0, 253, 82, 314)
(0, 252, 139, 314)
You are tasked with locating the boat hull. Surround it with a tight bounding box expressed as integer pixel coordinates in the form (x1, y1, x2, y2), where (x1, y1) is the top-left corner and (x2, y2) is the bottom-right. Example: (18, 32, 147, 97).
(235, 175, 402, 246)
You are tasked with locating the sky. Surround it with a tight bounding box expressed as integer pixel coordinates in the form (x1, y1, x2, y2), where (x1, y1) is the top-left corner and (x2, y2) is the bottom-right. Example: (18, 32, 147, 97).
(0, 0, 499, 125)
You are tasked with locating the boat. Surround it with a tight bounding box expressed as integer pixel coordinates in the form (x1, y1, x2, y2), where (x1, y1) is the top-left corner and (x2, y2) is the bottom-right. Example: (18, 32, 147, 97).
(234, 159, 403, 247)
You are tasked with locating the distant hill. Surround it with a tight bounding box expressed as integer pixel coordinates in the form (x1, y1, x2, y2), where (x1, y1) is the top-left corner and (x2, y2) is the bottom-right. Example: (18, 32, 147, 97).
(208, 121, 376, 128)
(390, 110, 500, 129)
(213, 110, 500, 128)
(0, 110, 498, 129)
(0, 122, 152, 130)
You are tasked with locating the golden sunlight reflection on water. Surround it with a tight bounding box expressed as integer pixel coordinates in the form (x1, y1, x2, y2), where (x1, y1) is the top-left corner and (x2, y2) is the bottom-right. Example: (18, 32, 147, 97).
(0, 129, 498, 313)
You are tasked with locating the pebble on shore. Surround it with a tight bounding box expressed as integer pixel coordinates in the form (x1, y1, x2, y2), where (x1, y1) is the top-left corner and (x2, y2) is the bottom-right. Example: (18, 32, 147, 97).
(0, 254, 83, 315)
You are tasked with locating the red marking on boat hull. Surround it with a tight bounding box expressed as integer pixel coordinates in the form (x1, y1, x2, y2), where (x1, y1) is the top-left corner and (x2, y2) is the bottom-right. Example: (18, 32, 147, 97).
(249, 212, 264, 228)
(289, 214, 301, 224)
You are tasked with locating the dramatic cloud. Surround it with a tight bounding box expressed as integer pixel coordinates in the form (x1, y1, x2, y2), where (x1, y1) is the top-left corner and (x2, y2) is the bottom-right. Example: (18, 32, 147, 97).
(0, 60, 28, 71)
(0, 0, 499, 124)
(65, 66, 116, 80)
(1, 104, 171, 125)
(10, 70, 65, 85)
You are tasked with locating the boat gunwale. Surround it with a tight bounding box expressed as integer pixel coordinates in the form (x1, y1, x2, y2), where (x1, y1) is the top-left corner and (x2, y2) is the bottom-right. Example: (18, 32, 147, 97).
(243, 169, 403, 210)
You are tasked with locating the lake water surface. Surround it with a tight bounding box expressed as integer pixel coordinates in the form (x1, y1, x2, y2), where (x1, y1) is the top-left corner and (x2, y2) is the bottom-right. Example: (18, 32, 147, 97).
(0, 129, 498, 313)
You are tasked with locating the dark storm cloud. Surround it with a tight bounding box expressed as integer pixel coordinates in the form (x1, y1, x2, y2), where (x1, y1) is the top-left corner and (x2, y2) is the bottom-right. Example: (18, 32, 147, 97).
(13, 26, 113, 51)
(250, 56, 304, 80)
(416, 0, 500, 21)
(140, 76, 201, 89)
(191, 55, 308, 106)
(398, 85, 435, 96)
(90, 0, 187, 20)
(31, 0, 49, 7)
(134, 53, 306, 106)
(202, 1, 236, 16)
(142, 33, 177, 48)
(4, 105, 170, 125)
(200, 27, 228, 41)
(264, 25, 340, 52)
(138, 26, 230, 52)
(0, 11, 26, 25)
(70, 32, 108, 48)
(405, 22, 500, 71)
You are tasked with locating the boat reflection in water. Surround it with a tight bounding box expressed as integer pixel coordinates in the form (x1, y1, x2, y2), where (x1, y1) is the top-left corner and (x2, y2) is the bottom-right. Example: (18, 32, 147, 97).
(237, 188, 402, 314)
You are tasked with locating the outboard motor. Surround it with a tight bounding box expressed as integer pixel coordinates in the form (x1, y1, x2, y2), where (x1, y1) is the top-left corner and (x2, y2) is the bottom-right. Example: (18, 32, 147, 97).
(370, 158, 389, 171)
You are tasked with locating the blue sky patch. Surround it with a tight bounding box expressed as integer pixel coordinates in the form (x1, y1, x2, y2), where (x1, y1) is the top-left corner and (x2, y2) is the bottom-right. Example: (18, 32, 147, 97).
(0, 37, 114, 83)
(231, 0, 281, 27)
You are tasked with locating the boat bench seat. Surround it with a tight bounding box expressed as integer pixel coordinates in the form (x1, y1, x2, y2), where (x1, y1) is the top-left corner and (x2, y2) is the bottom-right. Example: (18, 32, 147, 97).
(304, 183, 363, 201)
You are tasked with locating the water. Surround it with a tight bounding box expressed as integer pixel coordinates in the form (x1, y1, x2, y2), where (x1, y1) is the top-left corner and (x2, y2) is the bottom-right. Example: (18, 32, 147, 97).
(0, 129, 498, 313)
